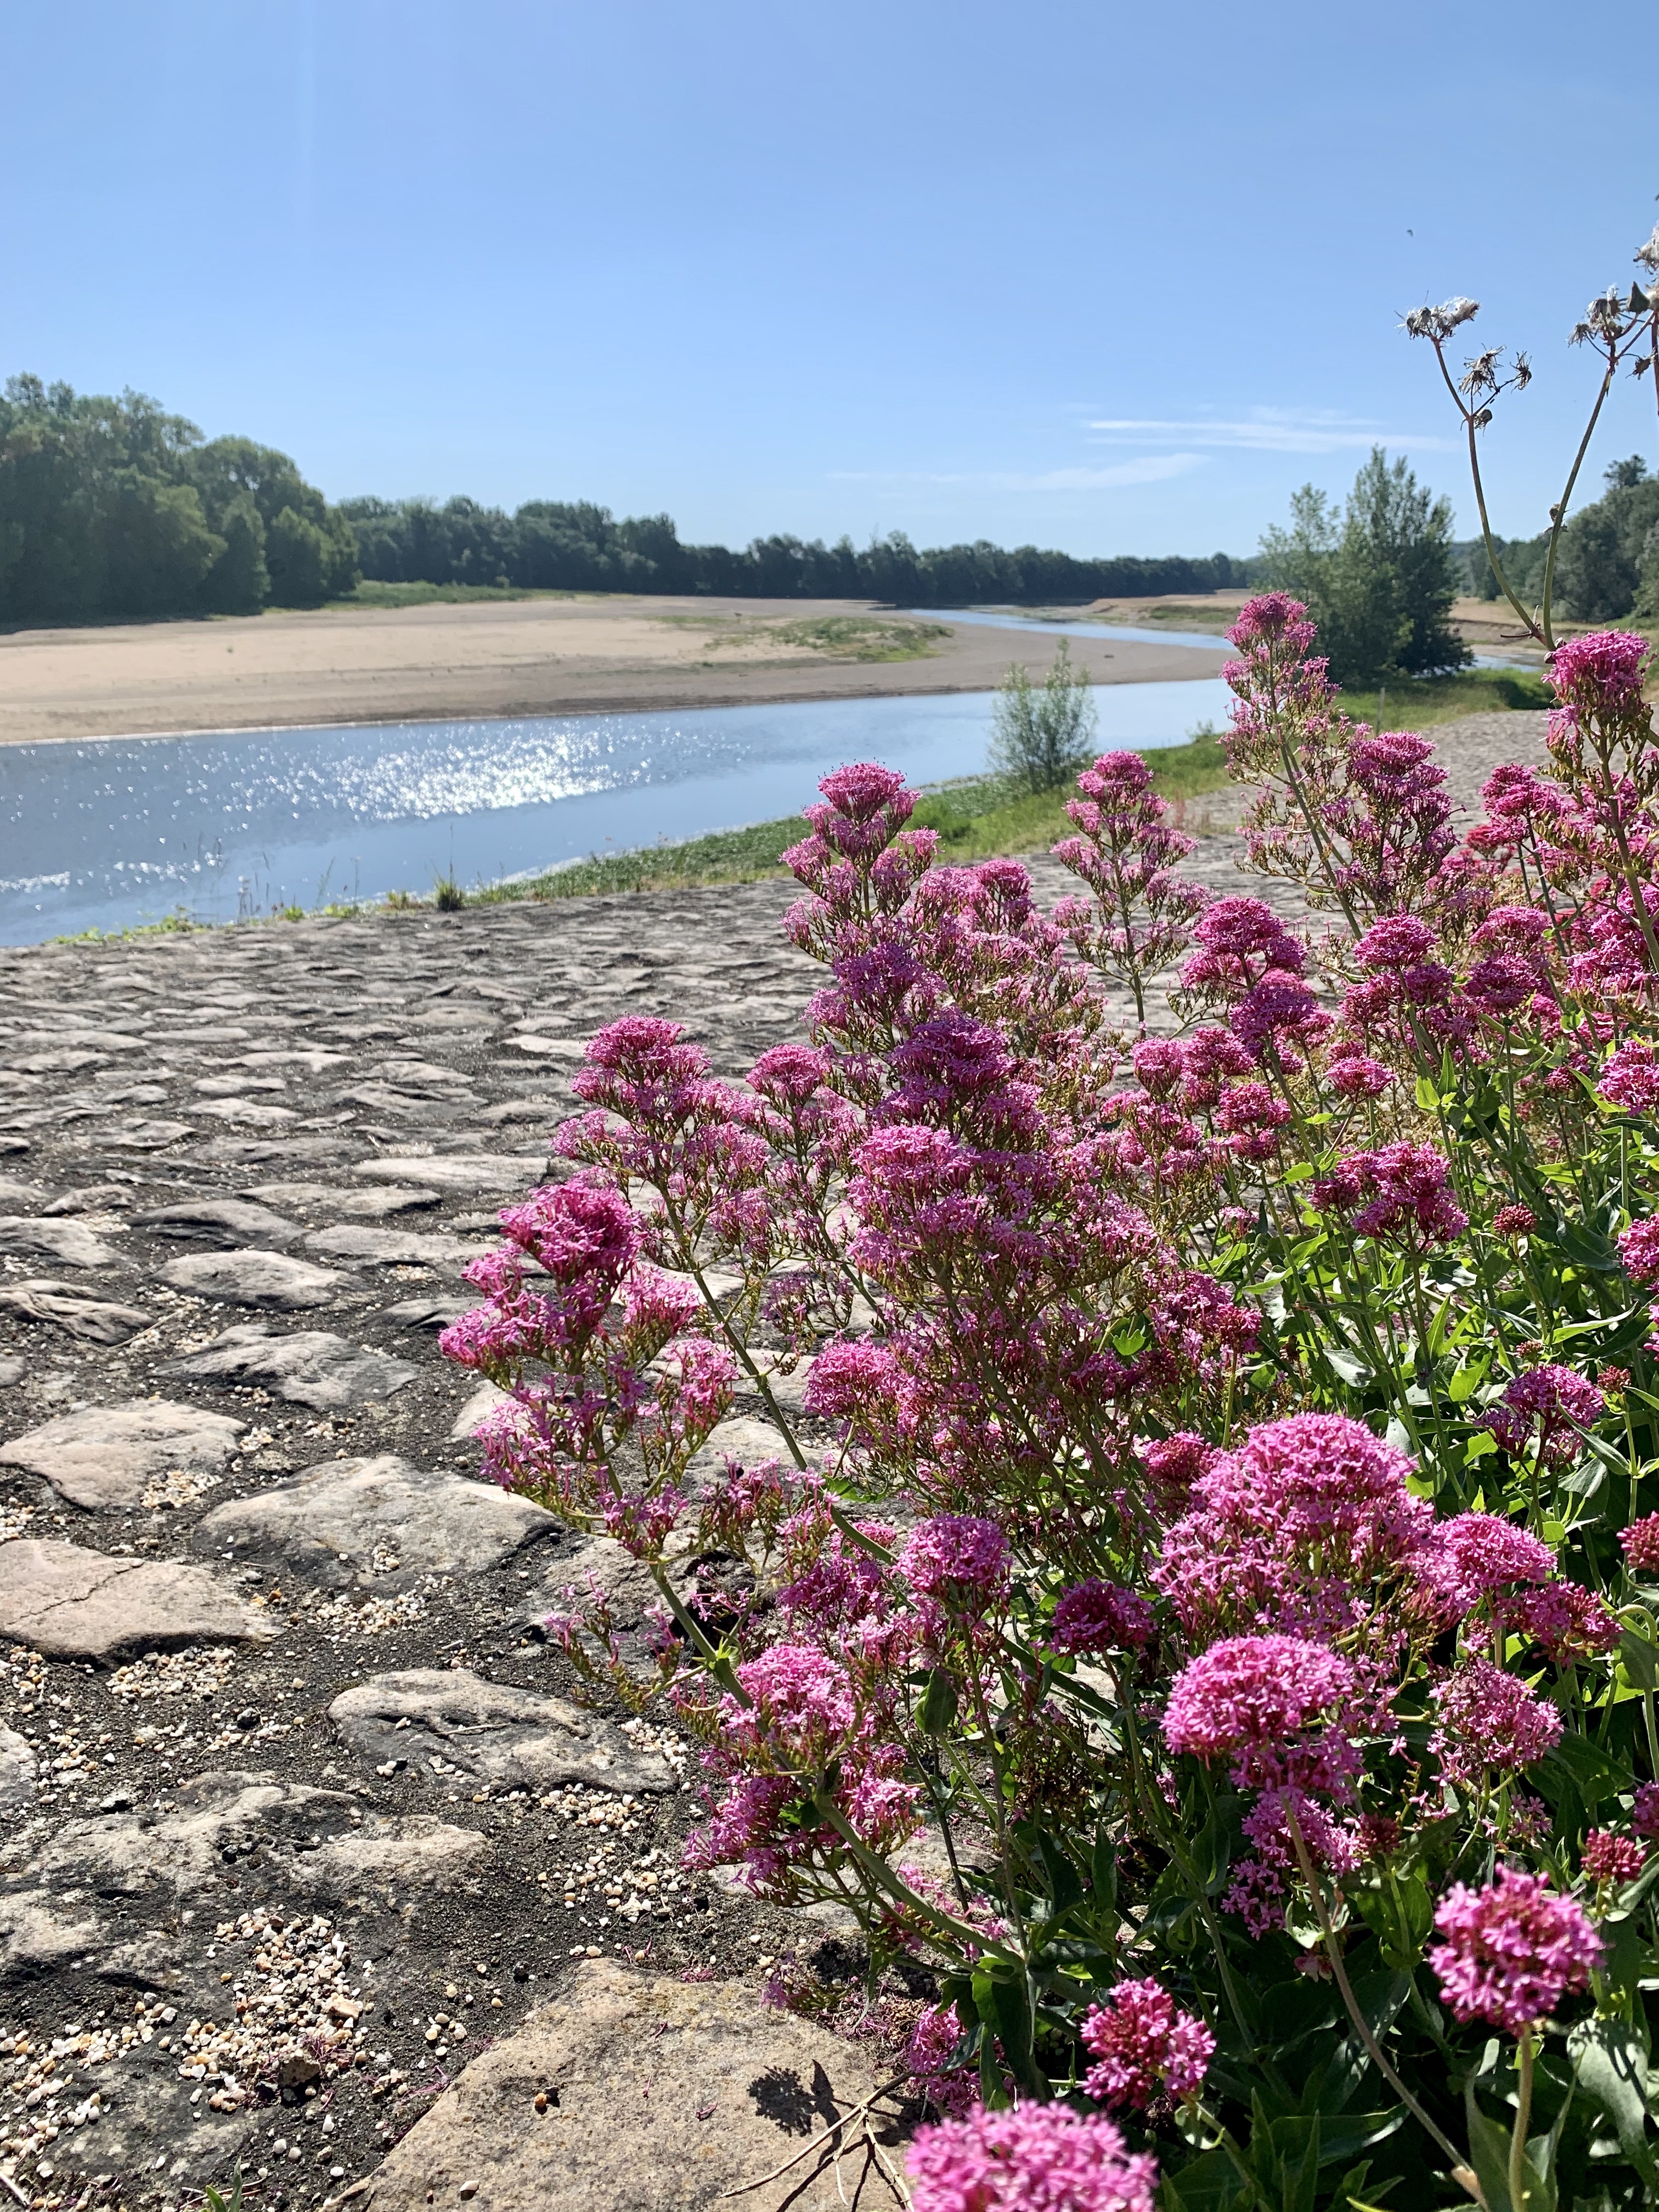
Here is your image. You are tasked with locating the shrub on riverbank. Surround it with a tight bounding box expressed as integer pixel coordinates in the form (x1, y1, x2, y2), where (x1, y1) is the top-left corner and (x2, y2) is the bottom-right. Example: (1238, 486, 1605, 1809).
(445, 592, 1659, 2208)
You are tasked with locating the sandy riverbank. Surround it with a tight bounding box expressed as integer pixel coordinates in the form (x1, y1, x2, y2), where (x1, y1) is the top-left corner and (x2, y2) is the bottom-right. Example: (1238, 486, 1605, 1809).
(0, 594, 1231, 747)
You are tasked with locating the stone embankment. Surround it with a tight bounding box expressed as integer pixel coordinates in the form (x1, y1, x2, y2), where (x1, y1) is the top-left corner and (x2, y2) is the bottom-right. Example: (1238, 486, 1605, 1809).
(0, 713, 1544, 2210)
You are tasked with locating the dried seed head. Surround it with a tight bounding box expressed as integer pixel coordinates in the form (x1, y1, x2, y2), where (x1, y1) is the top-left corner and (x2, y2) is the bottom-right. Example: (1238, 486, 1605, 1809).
(1403, 295, 1480, 342)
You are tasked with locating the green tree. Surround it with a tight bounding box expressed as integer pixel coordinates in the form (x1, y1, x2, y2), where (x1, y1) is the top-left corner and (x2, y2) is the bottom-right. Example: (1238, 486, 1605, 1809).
(988, 639, 1098, 793)
(100, 471, 222, 616)
(1260, 448, 1470, 685)
(265, 505, 331, 606)
(1553, 456, 1659, 620)
(0, 376, 357, 624)
(201, 492, 268, 614)
(1635, 521, 1659, 620)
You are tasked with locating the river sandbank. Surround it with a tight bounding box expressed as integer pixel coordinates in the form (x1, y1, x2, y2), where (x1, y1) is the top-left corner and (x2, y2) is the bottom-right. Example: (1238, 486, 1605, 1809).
(0, 593, 1232, 747)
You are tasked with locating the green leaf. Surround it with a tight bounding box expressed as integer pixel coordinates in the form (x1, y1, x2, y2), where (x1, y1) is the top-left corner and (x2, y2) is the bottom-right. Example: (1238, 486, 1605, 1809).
(974, 1968, 1045, 2099)
(1325, 1347, 1375, 1388)
(1156, 2146, 1251, 2210)
(1463, 2081, 1516, 2212)
(1536, 1730, 1632, 1830)
(1036, 1829, 1084, 1916)
(1559, 1221, 1622, 1273)
(919, 1667, 958, 1735)
(1517, 2130, 1559, 2212)
(1090, 1826, 1118, 1916)
(976, 2024, 1012, 2109)
(1314, 2109, 1408, 2165)
(1567, 2016, 1659, 2188)
(1416, 1074, 1444, 1112)
(1448, 1362, 1487, 1405)
(1349, 1875, 1432, 1971)
(1620, 1627, 1658, 1692)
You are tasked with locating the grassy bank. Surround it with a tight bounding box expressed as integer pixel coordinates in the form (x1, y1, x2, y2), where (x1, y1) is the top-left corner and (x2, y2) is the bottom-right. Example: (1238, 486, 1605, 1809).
(470, 730, 1232, 906)
(1341, 665, 1550, 726)
(765, 613, 949, 661)
(335, 580, 556, 609)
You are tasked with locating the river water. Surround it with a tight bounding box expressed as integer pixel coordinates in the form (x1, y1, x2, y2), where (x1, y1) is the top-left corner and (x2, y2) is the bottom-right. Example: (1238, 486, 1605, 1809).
(0, 675, 1232, 945)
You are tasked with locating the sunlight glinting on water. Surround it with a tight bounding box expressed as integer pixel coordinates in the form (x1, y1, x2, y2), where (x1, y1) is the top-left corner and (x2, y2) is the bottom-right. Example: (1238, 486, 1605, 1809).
(0, 677, 1233, 944)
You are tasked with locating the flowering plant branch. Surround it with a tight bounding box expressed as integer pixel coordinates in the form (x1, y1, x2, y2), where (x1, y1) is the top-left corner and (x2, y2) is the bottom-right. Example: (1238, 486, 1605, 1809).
(447, 602, 1659, 2208)
(1406, 221, 1659, 650)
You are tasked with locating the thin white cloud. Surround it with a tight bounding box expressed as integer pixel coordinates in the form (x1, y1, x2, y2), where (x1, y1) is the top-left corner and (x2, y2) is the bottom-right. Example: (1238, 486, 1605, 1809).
(828, 453, 1206, 489)
(1004, 455, 1207, 489)
(1086, 409, 1455, 455)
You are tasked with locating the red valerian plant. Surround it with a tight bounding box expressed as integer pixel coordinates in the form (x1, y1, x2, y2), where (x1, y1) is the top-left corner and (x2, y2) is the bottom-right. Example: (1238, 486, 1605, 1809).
(445, 591, 1659, 2203)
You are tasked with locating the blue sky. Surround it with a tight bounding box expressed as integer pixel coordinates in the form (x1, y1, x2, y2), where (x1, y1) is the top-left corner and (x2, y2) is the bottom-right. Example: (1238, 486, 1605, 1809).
(4, 0, 1656, 560)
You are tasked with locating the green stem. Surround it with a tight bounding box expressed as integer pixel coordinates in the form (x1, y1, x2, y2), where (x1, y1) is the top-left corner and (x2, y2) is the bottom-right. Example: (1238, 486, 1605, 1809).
(1541, 352, 1618, 651)
(1284, 1807, 1466, 2170)
(808, 1786, 1022, 1963)
(647, 1560, 748, 1704)
(1429, 337, 1542, 645)
(1508, 2032, 1536, 2212)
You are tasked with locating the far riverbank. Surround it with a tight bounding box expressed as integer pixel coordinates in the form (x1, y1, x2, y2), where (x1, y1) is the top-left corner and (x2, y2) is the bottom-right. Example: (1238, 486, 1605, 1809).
(0, 594, 1229, 748)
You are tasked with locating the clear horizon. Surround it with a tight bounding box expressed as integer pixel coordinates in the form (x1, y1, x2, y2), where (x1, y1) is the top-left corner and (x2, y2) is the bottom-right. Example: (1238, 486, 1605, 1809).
(3, 0, 1656, 561)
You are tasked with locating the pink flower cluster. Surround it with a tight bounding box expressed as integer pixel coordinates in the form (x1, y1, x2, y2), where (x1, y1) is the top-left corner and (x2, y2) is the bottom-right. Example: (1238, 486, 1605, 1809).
(1430, 1866, 1603, 2037)
(1179, 896, 1305, 1007)
(901, 2004, 976, 2119)
(907, 2102, 1158, 2212)
(1163, 1634, 1357, 1778)
(1602, 1039, 1659, 1113)
(1430, 1657, 1562, 1785)
(1620, 1217, 1659, 1288)
(1483, 1363, 1605, 1469)
(1155, 1413, 1430, 1643)
(1051, 1579, 1155, 1656)
(1582, 1829, 1646, 1884)
(1079, 1979, 1215, 2111)
(1310, 1141, 1468, 1250)
(901, 1516, 1013, 1620)
(1548, 628, 1654, 718)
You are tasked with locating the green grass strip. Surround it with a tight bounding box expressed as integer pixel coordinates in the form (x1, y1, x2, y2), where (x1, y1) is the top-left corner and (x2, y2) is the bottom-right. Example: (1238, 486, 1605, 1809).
(472, 731, 1234, 906)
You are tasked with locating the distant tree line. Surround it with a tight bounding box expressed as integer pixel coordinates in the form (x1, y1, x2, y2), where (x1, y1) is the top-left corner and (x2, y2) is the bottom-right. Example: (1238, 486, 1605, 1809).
(0, 375, 359, 625)
(337, 494, 1245, 606)
(1461, 454, 1659, 622)
(0, 370, 1250, 628)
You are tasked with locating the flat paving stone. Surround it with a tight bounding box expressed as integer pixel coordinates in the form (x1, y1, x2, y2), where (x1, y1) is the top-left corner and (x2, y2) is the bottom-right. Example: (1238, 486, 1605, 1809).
(0, 1214, 121, 1269)
(157, 1322, 419, 1408)
(0, 1398, 245, 1509)
(364, 1957, 909, 2212)
(686, 1413, 794, 1487)
(41, 1182, 138, 1215)
(451, 1380, 513, 1440)
(328, 1668, 673, 1793)
(190, 1453, 558, 1586)
(300, 1223, 479, 1271)
(383, 1293, 475, 1330)
(155, 1247, 353, 1309)
(243, 1180, 442, 1217)
(108, 1118, 196, 1149)
(190, 1098, 298, 1127)
(351, 1154, 549, 1194)
(132, 1198, 304, 1248)
(0, 1278, 151, 1344)
(0, 1539, 275, 1661)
